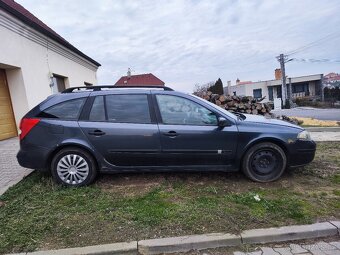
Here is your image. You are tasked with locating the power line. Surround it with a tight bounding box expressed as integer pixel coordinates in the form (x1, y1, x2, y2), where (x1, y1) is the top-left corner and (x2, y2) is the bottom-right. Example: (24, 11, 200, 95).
(291, 58, 340, 63)
(286, 31, 340, 56)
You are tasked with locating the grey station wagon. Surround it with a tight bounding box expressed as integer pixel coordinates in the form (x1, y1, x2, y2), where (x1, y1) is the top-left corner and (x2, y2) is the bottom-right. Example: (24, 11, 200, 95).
(17, 85, 316, 186)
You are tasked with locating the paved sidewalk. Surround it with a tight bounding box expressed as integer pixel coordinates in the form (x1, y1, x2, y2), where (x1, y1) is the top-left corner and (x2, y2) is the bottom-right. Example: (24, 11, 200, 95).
(310, 132, 340, 141)
(0, 137, 32, 196)
(234, 240, 340, 255)
(272, 107, 340, 121)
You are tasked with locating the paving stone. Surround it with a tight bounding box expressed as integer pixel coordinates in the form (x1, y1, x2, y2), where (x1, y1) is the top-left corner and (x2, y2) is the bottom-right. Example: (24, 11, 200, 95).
(290, 244, 308, 254)
(261, 247, 280, 255)
(329, 242, 340, 250)
(309, 249, 326, 255)
(302, 246, 327, 255)
(0, 137, 33, 196)
(273, 247, 293, 255)
(323, 251, 340, 255)
(246, 251, 262, 255)
(138, 233, 241, 255)
(315, 242, 337, 251)
(241, 222, 338, 244)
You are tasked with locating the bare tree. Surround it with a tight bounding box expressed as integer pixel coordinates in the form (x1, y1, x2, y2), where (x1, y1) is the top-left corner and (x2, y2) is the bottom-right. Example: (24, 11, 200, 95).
(193, 81, 215, 94)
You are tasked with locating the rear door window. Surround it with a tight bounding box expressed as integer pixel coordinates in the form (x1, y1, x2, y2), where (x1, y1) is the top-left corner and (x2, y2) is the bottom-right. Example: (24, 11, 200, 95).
(38, 98, 86, 120)
(105, 94, 151, 124)
(89, 96, 106, 121)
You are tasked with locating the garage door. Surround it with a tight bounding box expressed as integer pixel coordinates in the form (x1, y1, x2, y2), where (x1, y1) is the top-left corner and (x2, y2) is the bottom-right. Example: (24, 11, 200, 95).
(0, 69, 17, 140)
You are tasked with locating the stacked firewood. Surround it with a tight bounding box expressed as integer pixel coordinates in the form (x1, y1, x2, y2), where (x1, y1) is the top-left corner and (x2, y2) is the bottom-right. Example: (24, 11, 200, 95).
(196, 91, 272, 116)
(194, 91, 303, 125)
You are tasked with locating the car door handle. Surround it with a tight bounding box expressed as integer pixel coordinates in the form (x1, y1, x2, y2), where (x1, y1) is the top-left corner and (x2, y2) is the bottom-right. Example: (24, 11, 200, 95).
(163, 131, 178, 137)
(88, 130, 105, 136)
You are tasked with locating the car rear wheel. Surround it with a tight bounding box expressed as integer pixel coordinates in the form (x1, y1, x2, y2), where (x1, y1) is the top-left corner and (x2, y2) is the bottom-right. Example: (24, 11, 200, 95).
(242, 142, 286, 182)
(51, 147, 97, 186)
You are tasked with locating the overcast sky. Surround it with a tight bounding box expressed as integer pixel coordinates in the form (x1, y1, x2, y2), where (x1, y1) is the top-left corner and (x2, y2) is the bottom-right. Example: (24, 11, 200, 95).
(17, 0, 340, 92)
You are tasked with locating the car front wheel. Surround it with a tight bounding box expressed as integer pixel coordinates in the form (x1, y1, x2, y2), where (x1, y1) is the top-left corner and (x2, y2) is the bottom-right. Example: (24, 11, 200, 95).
(242, 142, 287, 182)
(51, 147, 97, 186)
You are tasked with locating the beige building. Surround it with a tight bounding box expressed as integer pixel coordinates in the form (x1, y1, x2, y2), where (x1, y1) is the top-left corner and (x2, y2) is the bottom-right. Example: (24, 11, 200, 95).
(0, 0, 100, 140)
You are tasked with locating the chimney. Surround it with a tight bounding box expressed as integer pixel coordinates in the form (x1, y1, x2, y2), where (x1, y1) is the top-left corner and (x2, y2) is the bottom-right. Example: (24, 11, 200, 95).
(275, 69, 282, 80)
(226, 81, 231, 95)
(127, 68, 131, 79)
(236, 78, 240, 84)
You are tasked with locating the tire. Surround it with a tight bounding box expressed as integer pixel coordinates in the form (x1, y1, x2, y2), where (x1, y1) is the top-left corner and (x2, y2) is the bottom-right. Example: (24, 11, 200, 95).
(51, 147, 97, 186)
(242, 142, 287, 182)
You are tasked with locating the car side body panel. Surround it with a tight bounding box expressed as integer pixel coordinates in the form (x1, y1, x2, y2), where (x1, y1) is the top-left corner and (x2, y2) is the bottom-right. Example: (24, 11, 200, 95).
(17, 88, 316, 176)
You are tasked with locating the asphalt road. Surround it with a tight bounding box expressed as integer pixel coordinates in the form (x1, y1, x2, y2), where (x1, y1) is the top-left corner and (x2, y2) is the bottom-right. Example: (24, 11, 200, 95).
(272, 107, 340, 121)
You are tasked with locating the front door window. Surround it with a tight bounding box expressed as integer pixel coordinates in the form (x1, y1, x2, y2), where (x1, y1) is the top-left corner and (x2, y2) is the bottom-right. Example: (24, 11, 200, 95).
(156, 95, 217, 126)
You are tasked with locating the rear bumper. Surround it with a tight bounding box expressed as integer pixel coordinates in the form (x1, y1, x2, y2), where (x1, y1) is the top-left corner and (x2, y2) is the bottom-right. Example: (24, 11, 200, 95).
(17, 143, 50, 171)
(288, 140, 316, 167)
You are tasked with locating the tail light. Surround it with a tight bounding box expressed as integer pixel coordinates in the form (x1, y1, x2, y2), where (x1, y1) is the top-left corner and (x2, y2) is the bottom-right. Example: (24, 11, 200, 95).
(19, 118, 40, 140)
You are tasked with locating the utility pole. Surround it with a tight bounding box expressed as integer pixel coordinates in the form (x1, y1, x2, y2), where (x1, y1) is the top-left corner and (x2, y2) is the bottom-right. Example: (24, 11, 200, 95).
(277, 54, 287, 108)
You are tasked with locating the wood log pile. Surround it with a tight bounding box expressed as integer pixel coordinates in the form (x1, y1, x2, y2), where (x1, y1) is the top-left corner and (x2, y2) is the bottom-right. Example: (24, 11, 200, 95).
(194, 90, 303, 125)
(195, 90, 272, 116)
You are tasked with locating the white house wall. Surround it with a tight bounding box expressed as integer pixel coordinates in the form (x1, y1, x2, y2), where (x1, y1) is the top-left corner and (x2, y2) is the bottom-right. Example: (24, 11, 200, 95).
(229, 82, 270, 102)
(0, 9, 98, 128)
(229, 74, 322, 103)
(229, 84, 246, 96)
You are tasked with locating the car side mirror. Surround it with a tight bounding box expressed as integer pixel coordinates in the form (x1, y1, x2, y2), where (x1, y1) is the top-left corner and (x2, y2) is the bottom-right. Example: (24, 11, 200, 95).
(218, 117, 229, 127)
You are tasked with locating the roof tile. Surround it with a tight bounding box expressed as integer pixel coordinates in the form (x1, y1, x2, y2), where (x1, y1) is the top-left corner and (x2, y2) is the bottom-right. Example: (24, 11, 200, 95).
(115, 73, 165, 86)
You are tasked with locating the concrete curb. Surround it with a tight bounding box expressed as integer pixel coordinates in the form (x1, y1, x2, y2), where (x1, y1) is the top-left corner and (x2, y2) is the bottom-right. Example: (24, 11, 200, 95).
(241, 222, 338, 244)
(330, 221, 340, 235)
(138, 233, 241, 255)
(12, 241, 138, 255)
(9, 221, 340, 255)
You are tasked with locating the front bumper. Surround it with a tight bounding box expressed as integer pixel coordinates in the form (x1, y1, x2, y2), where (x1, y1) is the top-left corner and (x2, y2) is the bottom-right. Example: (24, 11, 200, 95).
(288, 140, 316, 167)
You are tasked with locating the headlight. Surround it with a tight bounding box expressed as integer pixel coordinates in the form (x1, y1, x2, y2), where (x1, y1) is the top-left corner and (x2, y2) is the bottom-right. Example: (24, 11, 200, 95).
(297, 130, 311, 140)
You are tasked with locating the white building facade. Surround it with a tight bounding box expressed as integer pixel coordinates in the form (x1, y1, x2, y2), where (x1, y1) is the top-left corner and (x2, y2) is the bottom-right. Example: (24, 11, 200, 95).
(226, 74, 323, 103)
(0, 0, 100, 140)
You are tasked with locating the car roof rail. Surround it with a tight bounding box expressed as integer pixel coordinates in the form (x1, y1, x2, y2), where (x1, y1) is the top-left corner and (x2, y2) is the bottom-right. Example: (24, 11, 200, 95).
(61, 85, 174, 93)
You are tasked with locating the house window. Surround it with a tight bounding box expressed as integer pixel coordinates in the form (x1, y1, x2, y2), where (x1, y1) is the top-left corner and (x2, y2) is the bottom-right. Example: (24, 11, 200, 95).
(277, 86, 282, 98)
(253, 89, 262, 99)
(268, 87, 274, 101)
(52, 74, 66, 93)
(292, 83, 309, 94)
(293, 84, 304, 93)
(84, 82, 93, 86)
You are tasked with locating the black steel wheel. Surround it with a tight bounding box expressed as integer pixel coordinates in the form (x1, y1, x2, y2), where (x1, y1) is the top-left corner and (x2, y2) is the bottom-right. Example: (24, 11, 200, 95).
(242, 142, 286, 182)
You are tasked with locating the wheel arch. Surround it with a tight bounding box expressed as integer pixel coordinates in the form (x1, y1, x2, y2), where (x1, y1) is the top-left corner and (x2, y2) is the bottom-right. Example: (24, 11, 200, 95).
(47, 142, 100, 172)
(240, 137, 289, 164)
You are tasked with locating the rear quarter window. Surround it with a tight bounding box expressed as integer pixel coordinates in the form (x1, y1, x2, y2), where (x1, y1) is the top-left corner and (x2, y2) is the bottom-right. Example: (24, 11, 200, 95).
(38, 98, 86, 120)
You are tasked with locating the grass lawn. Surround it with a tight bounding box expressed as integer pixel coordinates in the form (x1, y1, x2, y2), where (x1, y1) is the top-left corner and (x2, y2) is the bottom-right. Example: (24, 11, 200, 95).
(295, 117, 340, 127)
(0, 142, 339, 254)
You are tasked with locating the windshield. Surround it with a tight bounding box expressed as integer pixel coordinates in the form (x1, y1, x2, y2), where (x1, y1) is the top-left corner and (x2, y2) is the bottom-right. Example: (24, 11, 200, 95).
(190, 94, 238, 120)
